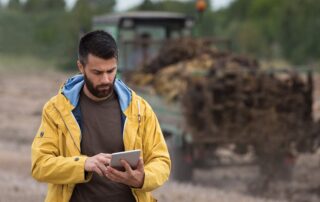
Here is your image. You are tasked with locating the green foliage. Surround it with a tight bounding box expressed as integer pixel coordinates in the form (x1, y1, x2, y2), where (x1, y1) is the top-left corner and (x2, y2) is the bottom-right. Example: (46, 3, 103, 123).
(0, 10, 75, 60)
(215, 0, 320, 64)
(71, 0, 93, 33)
(132, 0, 320, 64)
(90, 0, 116, 15)
(1, 0, 319, 68)
(24, 0, 65, 12)
(135, 0, 196, 14)
(136, 0, 155, 11)
(226, 0, 253, 20)
(71, 0, 116, 33)
(0, 0, 116, 71)
(278, 0, 320, 63)
(234, 21, 267, 56)
(8, 0, 22, 11)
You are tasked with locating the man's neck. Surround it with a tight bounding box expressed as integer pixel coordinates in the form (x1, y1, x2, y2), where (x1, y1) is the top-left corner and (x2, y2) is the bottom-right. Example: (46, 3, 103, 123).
(83, 85, 113, 102)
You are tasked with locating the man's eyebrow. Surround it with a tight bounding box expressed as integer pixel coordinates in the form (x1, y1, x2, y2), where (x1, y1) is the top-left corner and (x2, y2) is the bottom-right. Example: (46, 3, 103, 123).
(91, 67, 117, 72)
(91, 68, 103, 72)
(108, 67, 117, 71)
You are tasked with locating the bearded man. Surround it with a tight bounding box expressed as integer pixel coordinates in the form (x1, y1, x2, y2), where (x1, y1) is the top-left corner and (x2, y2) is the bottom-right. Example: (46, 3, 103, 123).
(31, 30, 171, 202)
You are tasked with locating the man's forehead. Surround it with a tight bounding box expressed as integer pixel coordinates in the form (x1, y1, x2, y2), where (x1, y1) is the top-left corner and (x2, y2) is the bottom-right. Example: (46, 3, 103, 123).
(86, 54, 117, 70)
(87, 53, 117, 62)
(90, 66, 117, 72)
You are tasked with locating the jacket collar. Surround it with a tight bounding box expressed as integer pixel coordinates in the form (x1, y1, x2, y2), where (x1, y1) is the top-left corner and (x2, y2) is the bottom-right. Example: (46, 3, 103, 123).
(61, 74, 132, 113)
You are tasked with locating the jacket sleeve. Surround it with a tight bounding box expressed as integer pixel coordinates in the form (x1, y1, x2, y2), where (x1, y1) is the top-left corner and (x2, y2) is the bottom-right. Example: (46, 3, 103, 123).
(31, 103, 90, 185)
(135, 105, 171, 192)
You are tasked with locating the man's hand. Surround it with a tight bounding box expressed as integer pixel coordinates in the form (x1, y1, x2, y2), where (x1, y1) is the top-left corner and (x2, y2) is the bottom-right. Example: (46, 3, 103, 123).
(105, 157, 145, 188)
(84, 153, 111, 177)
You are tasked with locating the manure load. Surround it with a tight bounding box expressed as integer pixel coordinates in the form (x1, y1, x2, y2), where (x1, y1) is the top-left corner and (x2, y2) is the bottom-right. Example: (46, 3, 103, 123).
(128, 38, 319, 181)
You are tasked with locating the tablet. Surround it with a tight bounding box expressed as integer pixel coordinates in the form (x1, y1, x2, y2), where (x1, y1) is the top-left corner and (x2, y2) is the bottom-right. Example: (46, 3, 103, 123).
(110, 149, 141, 171)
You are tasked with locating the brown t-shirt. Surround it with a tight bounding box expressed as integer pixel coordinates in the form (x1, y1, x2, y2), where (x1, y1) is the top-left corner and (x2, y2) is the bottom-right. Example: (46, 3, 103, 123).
(70, 90, 136, 202)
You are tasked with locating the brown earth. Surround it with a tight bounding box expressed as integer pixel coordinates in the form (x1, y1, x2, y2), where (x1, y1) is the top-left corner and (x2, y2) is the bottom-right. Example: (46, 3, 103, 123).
(0, 69, 319, 202)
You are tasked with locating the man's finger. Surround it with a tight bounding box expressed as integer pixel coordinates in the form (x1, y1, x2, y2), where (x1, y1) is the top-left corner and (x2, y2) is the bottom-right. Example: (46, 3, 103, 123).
(107, 166, 125, 179)
(106, 166, 125, 182)
(101, 153, 112, 159)
(105, 158, 111, 165)
(105, 171, 121, 183)
(96, 162, 108, 175)
(97, 156, 108, 165)
(93, 166, 103, 177)
(137, 158, 144, 171)
(121, 159, 133, 174)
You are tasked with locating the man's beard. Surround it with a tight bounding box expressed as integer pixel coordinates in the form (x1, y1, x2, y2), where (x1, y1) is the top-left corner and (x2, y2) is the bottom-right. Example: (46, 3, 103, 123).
(83, 74, 115, 98)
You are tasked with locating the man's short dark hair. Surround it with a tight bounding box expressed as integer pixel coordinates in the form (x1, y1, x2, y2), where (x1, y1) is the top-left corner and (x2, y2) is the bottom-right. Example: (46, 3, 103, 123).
(78, 30, 118, 66)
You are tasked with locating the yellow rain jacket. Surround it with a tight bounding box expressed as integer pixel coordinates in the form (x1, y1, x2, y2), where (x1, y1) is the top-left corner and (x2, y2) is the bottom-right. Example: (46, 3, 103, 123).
(31, 74, 171, 202)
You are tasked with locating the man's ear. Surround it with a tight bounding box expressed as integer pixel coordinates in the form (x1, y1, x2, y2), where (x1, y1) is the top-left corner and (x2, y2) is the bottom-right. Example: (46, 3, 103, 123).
(77, 60, 84, 74)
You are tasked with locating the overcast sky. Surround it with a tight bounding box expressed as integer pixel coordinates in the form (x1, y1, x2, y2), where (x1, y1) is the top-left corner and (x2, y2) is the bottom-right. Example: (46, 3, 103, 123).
(1, 0, 234, 11)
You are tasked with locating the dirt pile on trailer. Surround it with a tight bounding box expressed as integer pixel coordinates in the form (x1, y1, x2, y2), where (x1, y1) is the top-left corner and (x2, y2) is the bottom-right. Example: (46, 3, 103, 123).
(129, 38, 318, 158)
(129, 38, 258, 101)
(183, 68, 315, 153)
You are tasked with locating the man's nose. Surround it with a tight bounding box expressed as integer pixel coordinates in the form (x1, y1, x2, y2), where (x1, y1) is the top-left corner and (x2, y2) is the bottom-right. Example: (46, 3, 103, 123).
(101, 73, 112, 84)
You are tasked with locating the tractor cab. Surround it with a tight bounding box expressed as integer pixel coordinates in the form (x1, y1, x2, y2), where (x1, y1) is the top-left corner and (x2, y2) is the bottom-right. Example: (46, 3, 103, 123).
(93, 11, 194, 72)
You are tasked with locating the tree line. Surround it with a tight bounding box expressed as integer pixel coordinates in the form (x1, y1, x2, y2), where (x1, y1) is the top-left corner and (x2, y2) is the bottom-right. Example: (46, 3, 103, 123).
(0, 0, 318, 69)
(135, 0, 320, 65)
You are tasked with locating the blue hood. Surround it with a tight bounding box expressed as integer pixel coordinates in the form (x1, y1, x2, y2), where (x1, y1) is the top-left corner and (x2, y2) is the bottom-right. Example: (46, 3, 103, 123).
(61, 74, 132, 112)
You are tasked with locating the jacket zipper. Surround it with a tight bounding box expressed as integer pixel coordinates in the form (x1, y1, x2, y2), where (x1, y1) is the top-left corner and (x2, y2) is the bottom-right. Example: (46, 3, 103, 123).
(71, 112, 82, 141)
(137, 100, 141, 125)
(122, 118, 127, 141)
(131, 100, 141, 150)
(131, 100, 142, 202)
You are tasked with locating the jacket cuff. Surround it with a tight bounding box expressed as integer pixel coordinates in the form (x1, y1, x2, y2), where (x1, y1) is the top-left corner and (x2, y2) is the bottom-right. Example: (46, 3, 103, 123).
(75, 155, 92, 183)
(132, 170, 153, 192)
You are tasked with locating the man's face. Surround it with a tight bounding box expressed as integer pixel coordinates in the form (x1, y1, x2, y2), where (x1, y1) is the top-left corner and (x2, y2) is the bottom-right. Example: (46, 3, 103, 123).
(78, 54, 117, 99)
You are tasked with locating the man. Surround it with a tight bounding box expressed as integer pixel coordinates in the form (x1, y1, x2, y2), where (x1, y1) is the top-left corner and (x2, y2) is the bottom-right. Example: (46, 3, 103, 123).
(31, 30, 171, 202)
